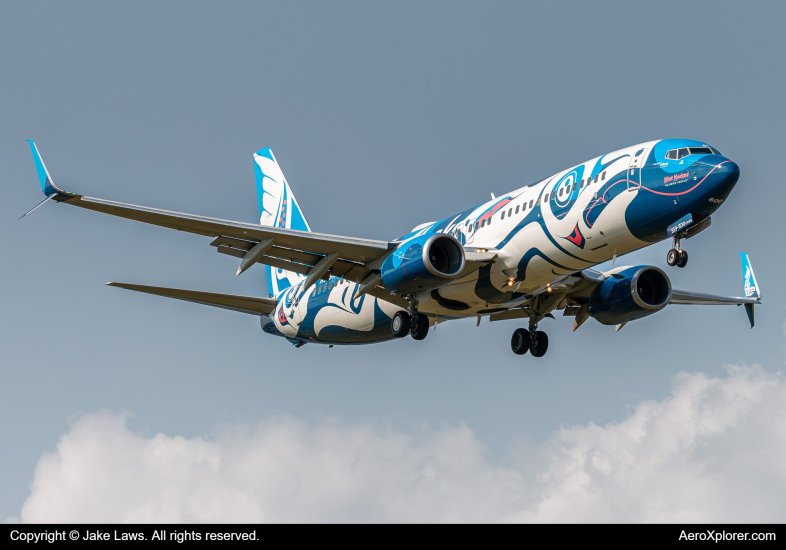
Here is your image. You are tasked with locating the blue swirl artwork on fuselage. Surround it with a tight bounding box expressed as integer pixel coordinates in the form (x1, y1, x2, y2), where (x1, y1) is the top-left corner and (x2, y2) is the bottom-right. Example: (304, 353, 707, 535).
(549, 166, 585, 220)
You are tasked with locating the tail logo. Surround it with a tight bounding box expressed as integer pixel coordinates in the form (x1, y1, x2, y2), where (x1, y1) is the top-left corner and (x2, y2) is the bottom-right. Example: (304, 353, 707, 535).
(744, 266, 756, 297)
(564, 223, 585, 249)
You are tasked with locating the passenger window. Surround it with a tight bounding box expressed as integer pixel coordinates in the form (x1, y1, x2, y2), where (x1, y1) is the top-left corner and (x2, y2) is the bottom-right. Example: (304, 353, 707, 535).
(529, 200, 533, 208)
(665, 150, 677, 160)
(515, 205, 519, 214)
(552, 192, 556, 201)
(573, 181, 578, 191)
(508, 208, 512, 217)
(501, 211, 505, 220)
(559, 188, 564, 197)
(580, 179, 584, 189)
(602, 171, 606, 181)
(537, 197, 541, 205)
(677, 148, 689, 159)
(487, 217, 492, 225)
(481, 219, 486, 228)
(594, 174, 599, 183)
(543, 193, 548, 202)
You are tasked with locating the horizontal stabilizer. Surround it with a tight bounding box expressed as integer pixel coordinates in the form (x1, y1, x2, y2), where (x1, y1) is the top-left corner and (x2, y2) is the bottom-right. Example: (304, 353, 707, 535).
(107, 283, 278, 315)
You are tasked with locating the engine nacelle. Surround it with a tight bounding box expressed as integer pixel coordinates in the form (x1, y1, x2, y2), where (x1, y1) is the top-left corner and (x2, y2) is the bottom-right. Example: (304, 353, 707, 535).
(380, 234, 465, 294)
(589, 266, 672, 325)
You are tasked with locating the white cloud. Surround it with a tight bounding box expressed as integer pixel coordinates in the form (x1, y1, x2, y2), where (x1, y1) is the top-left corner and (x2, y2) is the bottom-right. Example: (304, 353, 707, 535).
(19, 364, 786, 523)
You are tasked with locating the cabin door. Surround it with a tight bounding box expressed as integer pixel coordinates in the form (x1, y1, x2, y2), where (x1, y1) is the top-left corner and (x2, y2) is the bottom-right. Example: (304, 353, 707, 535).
(627, 147, 648, 190)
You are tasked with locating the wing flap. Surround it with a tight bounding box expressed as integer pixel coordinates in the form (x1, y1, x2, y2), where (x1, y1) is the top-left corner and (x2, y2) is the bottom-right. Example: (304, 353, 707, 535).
(107, 282, 278, 315)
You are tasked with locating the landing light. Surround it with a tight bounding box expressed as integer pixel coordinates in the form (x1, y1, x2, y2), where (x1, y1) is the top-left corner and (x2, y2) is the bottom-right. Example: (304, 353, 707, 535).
(477, 248, 487, 253)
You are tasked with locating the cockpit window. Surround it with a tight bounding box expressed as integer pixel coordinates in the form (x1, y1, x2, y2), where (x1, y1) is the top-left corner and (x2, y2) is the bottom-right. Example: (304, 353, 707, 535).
(665, 146, 720, 160)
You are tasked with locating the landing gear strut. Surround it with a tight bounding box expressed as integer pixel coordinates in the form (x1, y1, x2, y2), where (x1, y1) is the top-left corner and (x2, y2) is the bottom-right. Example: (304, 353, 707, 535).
(391, 295, 430, 340)
(667, 237, 688, 268)
(509, 312, 549, 358)
(528, 316, 549, 358)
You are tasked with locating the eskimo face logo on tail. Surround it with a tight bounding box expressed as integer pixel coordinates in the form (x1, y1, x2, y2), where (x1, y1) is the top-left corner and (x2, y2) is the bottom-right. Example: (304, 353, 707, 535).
(744, 266, 756, 297)
(563, 223, 585, 249)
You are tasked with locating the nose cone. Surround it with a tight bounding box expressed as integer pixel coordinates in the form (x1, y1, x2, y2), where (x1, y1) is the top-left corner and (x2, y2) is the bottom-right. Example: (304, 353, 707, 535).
(697, 158, 739, 215)
(707, 158, 740, 198)
(718, 159, 740, 186)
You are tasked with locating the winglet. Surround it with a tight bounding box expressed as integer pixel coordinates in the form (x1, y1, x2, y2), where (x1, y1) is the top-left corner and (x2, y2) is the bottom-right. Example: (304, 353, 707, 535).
(740, 252, 761, 301)
(27, 140, 68, 196)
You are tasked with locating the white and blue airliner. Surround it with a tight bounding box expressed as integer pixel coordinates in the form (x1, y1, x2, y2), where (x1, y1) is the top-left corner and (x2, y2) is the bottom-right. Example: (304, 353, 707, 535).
(25, 139, 761, 357)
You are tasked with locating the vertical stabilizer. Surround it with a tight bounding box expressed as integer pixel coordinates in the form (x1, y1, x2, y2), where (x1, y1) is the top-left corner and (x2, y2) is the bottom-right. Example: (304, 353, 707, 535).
(739, 252, 761, 300)
(254, 148, 312, 298)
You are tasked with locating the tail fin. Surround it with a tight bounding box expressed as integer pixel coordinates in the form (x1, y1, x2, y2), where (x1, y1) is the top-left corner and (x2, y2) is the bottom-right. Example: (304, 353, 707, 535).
(740, 252, 761, 300)
(740, 252, 760, 329)
(254, 148, 312, 298)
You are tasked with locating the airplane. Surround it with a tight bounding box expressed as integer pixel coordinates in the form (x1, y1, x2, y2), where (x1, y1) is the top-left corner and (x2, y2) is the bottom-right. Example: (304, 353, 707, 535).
(24, 138, 762, 357)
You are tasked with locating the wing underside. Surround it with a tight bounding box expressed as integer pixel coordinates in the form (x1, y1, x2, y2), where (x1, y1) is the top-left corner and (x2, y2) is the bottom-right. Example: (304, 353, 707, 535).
(107, 283, 279, 315)
(669, 289, 759, 306)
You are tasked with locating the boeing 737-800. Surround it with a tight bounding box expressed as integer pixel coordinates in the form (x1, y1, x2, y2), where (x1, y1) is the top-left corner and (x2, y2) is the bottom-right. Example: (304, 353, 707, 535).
(24, 139, 761, 357)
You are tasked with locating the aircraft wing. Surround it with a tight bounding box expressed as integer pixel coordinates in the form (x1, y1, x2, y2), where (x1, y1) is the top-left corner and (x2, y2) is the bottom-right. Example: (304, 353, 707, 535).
(107, 282, 278, 315)
(669, 290, 759, 306)
(26, 141, 403, 289)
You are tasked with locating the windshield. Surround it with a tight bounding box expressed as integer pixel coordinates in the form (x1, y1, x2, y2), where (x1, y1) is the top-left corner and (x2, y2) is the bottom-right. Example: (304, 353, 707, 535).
(665, 146, 721, 160)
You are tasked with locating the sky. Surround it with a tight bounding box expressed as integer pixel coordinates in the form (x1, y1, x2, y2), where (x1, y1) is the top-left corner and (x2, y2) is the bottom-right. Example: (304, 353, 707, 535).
(2, 0, 786, 522)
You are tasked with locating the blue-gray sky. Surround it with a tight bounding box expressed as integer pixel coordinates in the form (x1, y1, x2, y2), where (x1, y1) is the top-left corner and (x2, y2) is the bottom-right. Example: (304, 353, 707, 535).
(2, 1, 785, 521)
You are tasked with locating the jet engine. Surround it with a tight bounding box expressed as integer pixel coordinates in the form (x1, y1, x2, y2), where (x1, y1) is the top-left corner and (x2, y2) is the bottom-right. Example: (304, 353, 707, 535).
(380, 234, 465, 294)
(588, 266, 672, 325)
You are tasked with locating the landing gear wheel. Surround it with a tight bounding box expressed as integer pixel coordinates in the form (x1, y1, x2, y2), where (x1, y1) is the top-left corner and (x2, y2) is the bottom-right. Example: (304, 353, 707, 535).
(391, 311, 411, 338)
(410, 313, 429, 340)
(530, 331, 549, 358)
(511, 328, 530, 355)
(667, 248, 679, 266)
(676, 249, 688, 268)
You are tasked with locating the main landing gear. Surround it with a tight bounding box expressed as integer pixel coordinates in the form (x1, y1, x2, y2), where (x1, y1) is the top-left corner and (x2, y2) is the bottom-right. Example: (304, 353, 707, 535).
(510, 316, 549, 357)
(666, 237, 688, 268)
(392, 295, 429, 340)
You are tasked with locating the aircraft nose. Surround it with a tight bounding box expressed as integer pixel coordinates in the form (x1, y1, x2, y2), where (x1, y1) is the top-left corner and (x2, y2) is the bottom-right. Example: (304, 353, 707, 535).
(712, 158, 740, 194)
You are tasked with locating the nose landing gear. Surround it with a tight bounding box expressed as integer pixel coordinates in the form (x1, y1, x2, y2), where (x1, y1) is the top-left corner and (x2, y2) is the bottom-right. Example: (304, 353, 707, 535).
(667, 238, 688, 268)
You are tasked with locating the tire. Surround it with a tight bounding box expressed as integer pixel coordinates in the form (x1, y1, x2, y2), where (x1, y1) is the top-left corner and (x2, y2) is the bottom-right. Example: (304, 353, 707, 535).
(530, 331, 549, 358)
(666, 248, 678, 266)
(391, 311, 411, 338)
(511, 328, 530, 355)
(410, 313, 430, 341)
(676, 249, 688, 268)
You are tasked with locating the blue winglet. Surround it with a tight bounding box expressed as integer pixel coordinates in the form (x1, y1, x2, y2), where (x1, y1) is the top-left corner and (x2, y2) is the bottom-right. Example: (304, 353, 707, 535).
(27, 140, 67, 196)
